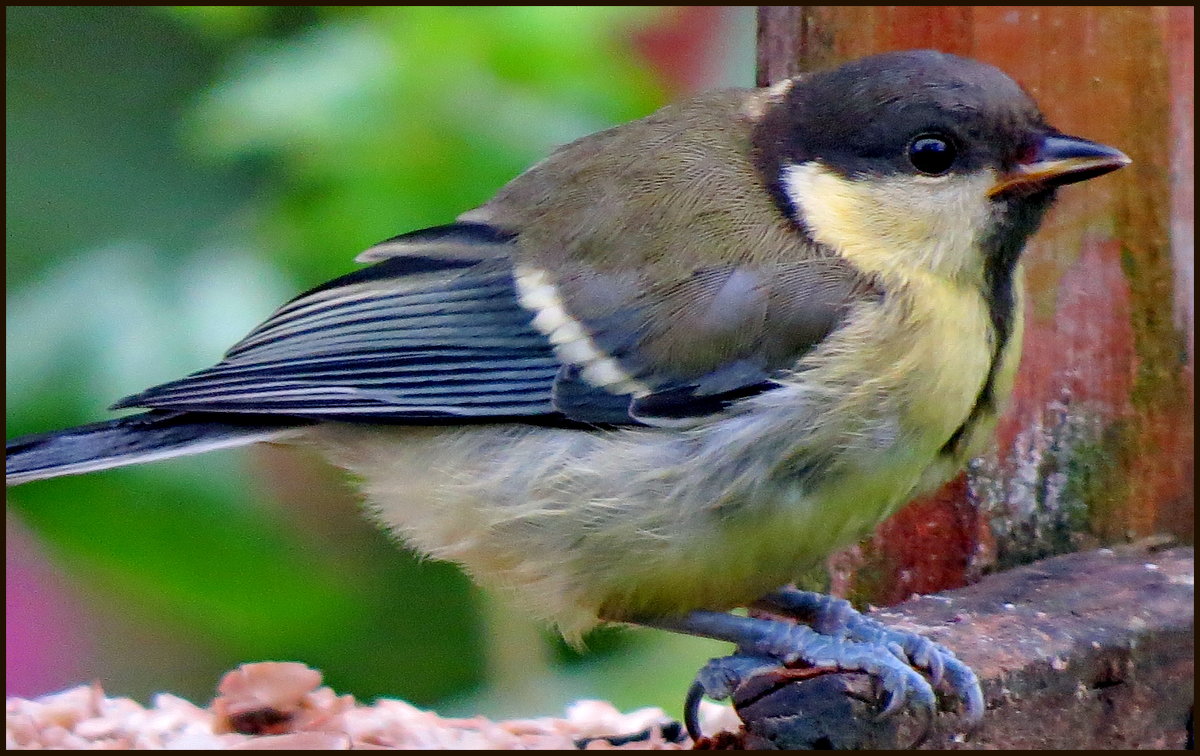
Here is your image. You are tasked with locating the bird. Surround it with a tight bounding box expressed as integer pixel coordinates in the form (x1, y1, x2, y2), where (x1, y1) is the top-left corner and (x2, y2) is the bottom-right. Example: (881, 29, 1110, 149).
(6, 49, 1128, 741)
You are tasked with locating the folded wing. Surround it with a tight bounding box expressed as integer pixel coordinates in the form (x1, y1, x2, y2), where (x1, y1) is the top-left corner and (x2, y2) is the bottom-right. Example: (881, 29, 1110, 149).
(115, 223, 867, 427)
(115, 228, 569, 421)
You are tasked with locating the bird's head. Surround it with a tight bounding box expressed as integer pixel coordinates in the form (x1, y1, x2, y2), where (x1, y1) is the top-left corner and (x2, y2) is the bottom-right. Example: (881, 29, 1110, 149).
(751, 50, 1130, 282)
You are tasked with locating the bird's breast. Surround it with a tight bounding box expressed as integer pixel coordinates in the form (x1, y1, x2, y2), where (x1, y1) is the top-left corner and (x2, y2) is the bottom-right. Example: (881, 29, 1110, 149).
(886, 276, 997, 449)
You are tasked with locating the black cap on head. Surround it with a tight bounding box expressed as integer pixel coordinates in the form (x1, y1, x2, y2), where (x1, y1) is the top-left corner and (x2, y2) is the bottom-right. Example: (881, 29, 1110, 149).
(752, 50, 1051, 198)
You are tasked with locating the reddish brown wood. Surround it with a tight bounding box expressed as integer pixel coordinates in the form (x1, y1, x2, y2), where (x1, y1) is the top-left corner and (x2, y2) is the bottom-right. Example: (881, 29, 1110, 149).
(755, 7, 807, 86)
(758, 7, 1195, 603)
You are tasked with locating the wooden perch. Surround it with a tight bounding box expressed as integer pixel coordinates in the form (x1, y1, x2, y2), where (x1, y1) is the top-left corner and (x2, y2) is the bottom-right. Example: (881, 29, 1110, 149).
(6, 546, 1192, 749)
(729, 545, 1194, 750)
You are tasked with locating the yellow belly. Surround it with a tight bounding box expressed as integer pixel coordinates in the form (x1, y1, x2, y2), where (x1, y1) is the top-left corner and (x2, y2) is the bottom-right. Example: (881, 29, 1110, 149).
(594, 273, 1005, 622)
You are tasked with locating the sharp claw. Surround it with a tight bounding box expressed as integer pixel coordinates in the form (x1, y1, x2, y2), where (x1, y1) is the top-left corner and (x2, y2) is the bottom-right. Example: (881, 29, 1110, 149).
(683, 680, 706, 742)
(874, 673, 936, 749)
(909, 701, 935, 748)
(964, 686, 986, 730)
(923, 644, 945, 686)
(877, 686, 908, 719)
(686, 653, 787, 741)
(934, 651, 985, 727)
(949, 660, 985, 729)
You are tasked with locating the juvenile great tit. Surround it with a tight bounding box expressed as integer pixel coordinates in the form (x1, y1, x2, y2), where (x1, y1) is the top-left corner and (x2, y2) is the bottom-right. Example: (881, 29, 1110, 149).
(6, 50, 1129, 739)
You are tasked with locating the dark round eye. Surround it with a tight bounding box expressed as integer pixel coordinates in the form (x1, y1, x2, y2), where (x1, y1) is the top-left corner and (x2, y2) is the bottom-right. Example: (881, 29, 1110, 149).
(907, 134, 957, 175)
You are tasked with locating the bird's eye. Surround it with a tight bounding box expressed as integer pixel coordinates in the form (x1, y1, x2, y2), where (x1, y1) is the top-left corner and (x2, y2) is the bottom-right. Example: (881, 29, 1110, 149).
(907, 134, 957, 175)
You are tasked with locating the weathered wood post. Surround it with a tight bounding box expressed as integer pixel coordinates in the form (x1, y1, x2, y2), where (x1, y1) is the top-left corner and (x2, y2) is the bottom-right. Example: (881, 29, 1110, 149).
(758, 4, 1193, 605)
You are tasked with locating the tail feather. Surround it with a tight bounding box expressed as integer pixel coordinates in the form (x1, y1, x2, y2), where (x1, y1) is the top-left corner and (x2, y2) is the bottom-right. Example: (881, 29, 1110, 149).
(6, 411, 310, 486)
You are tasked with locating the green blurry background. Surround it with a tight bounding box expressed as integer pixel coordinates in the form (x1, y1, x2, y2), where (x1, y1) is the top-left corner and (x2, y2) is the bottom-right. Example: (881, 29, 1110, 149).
(6, 6, 755, 717)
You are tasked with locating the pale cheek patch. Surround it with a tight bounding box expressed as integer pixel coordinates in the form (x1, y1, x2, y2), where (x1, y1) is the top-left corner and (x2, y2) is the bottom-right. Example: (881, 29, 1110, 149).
(781, 162, 998, 281)
(514, 266, 650, 396)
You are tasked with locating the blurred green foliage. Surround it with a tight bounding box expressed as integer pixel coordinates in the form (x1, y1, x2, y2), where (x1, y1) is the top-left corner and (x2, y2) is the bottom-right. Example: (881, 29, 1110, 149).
(7, 6, 742, 716)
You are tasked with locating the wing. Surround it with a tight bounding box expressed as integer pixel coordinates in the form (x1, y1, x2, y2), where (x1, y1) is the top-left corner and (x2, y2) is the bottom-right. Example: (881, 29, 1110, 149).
(457, 89, 883, 419)
(117, 220, 875, 427)
(114, 227, 579, 422)
(120, 88, 880, 427)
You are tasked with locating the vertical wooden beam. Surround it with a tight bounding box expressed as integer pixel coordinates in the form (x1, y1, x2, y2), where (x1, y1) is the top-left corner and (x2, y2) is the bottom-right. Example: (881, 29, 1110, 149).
(757, 7, 1195, 605)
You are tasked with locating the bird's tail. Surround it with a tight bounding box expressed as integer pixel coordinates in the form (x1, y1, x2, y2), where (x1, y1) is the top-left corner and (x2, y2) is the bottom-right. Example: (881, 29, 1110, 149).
(5, 411, 311, 486)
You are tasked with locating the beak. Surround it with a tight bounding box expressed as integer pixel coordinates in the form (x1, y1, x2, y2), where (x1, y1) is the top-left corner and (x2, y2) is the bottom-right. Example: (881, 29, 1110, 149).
(989, 134, 1130, 197)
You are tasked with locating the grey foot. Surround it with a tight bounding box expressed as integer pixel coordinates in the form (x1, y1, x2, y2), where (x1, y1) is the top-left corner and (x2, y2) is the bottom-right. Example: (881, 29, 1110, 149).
(755, 588, 984, 726)
(639, 590, 983, 745)
(683, 625, 938, 743)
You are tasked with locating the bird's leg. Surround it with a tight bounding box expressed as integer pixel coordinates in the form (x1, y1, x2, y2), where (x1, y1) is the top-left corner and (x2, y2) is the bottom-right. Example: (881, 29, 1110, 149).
(634, 591, 984, 743)
(752, 587, 983, 725)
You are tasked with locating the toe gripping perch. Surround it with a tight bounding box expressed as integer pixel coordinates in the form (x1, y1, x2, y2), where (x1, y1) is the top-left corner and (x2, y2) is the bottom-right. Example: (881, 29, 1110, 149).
(640, 589, 984, 744)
